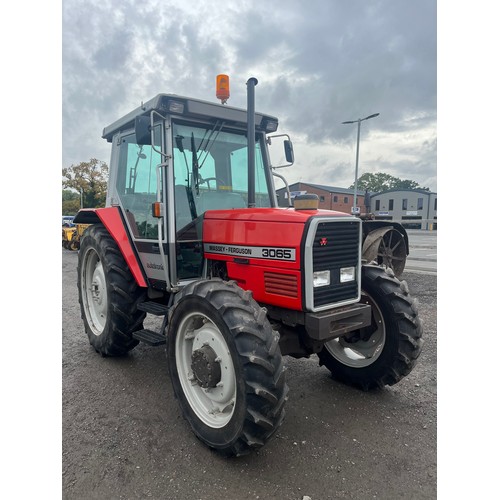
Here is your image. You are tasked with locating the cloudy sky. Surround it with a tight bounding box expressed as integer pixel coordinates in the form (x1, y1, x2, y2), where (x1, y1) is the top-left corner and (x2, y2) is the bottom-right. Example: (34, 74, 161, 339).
(62, 0, 437, 192)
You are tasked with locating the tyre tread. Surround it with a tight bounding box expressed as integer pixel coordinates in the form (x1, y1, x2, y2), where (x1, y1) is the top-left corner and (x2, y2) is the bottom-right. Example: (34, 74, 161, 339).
(77, 224, 146, 356)
(169, 279, 287, 457)
(318, 264, 423, 390)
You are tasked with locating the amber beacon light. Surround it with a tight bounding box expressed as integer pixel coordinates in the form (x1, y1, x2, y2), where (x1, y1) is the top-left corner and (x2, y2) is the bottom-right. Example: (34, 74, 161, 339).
(216, 74, 230, 104)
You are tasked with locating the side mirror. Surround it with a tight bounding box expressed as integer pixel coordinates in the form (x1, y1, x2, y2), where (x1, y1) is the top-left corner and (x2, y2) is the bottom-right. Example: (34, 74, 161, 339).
(267, 134, 294, 168)
(135, 116, 152, 145)
(284, 140, 294, 164)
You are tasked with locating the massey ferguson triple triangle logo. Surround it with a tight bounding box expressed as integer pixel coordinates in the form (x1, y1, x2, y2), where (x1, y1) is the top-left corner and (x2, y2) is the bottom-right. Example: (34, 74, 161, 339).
(319, 237, 328, 246)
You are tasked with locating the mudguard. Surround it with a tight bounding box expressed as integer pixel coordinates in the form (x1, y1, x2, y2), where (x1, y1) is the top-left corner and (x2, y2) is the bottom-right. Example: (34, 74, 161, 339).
(74, 207, 147, 287)
(362, 225, 407, 277)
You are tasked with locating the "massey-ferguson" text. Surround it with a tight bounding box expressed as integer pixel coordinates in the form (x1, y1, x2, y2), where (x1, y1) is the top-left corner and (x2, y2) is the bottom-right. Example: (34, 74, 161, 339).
(204, 244, 295, 261)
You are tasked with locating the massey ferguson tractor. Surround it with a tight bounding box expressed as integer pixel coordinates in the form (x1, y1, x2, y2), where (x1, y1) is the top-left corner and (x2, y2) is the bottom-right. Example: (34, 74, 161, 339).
(74, 76, 423, 457)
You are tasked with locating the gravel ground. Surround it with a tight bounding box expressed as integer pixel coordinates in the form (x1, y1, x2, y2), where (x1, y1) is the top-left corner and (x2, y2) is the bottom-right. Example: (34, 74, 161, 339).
(61, 249, 436, 500)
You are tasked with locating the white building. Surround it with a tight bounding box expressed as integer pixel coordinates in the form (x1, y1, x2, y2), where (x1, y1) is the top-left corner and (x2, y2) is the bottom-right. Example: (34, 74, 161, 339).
(369, 189, 437, 230)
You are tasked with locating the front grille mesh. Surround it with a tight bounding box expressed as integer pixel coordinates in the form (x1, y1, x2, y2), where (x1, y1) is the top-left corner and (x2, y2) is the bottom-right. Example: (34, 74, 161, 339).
(312, 220, 360, 308)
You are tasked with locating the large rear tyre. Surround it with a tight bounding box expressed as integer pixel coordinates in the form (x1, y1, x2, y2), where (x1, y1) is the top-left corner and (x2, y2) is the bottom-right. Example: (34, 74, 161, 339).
(167, 279, 288, 457)
(318, 265, 423, 390)
(77, 224, 146, 356)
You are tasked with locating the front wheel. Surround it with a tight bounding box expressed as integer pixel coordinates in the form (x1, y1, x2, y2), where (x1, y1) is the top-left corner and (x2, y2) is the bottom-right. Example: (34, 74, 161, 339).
(167, 279, 288, 457)
(318, 265, 423, 390)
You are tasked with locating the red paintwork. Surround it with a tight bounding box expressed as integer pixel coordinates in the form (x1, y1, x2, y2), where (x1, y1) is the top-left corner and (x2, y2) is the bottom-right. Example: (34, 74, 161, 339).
(227, 261, 303, 309)
(203, 207, 346, 223)
(90, 207, 148, 288)
(203, 207, 347, 310)
(78, 205, 351, 304)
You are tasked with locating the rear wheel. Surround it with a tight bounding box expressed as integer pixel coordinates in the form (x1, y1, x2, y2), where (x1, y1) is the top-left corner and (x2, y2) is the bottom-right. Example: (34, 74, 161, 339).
(77, 224, 146, 356)
(318, 265, 423, 390)
(167, 279, 288, 456)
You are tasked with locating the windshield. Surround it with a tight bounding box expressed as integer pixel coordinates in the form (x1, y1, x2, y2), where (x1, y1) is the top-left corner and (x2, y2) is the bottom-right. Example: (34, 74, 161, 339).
(172, 120, 272, 231)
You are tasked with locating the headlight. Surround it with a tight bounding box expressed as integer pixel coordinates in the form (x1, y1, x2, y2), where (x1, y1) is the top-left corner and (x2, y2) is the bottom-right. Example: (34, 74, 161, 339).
(313, 270, 330, 287)
(340, 266, 356, 283)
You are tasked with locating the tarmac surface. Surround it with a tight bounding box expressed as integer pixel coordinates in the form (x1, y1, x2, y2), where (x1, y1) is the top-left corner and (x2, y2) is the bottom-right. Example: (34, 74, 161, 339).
(404, 230, 437, 275)
(62, 246, 437, 500)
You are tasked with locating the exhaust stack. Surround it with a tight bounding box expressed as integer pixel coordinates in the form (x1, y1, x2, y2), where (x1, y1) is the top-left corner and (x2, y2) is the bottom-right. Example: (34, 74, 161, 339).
(246, 77, 258, 208)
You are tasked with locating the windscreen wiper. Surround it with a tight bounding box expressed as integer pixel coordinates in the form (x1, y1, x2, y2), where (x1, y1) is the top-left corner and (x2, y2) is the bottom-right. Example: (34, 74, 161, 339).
(198, 120, 225, 170)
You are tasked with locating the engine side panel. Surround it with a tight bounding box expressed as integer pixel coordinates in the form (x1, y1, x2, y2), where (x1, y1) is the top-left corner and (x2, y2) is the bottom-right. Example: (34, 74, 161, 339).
(203, 216, 306, 310)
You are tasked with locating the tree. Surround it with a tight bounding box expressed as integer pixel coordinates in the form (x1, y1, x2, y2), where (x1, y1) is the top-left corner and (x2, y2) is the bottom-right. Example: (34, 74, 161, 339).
(62, 159, 109, 209)
(62, 189, 80, 215)
(349, 172, 429, 193)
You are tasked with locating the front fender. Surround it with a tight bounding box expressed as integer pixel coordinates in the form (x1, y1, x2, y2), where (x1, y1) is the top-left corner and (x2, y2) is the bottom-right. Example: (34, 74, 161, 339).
(75, 207, 147, 287)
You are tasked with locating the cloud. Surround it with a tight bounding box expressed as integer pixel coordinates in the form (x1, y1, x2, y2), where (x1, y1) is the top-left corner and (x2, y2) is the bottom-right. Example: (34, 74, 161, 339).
(63, 0, 436, 191)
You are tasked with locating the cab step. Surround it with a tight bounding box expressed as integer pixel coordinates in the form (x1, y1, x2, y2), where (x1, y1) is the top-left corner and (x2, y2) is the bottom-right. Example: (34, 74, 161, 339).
(132, 329, 166, 346)
(137, 301, 170, 316)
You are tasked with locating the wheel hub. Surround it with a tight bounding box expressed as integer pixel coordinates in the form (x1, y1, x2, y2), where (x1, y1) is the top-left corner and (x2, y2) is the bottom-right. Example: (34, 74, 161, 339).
(191, 345, 222, 388)
(91, 279, 103, 305)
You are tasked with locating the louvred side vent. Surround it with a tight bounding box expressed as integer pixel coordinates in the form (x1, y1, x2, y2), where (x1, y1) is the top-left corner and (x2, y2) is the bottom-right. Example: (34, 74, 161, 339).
(264, 272, 298, 298)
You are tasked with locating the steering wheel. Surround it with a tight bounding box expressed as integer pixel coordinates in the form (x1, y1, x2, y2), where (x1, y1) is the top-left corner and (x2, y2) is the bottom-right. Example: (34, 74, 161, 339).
(198, 176, 226, 191)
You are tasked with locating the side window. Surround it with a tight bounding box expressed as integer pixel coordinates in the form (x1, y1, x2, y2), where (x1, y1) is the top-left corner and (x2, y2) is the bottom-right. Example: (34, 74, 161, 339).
(118, 126, 162, 239)
(417, 197, 424, 210)
(402, 199, 408, 211)
(375, 200, 380, 211)
(389, 199, 394, 210)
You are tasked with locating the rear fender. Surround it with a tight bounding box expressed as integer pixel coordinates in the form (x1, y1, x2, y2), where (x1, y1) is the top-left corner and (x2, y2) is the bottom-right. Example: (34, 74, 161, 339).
(362, 225, 407, 263)
(362, 220, 408, 252)
(74, 207, 147, 287)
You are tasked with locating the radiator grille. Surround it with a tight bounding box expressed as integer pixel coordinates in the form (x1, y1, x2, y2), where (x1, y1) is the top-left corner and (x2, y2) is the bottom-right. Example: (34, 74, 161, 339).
(264, 272, 298, 298)
(311, 220, 360, 308)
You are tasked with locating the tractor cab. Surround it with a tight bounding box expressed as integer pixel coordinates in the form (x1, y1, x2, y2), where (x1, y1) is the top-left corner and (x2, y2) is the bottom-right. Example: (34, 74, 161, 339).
(100, 90, 291, 290)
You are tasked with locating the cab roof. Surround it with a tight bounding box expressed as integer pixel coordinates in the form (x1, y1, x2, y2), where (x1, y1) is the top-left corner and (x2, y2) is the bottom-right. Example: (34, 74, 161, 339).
(102, 93, 279, 142)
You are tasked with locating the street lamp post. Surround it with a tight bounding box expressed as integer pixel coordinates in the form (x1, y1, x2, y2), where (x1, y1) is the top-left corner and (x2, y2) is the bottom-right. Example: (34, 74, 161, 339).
(342, 113, 379, 215)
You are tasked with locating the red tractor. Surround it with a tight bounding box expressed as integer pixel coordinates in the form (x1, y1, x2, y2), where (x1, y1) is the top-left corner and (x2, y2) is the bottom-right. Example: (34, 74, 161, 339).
(74, 77, 423, 457)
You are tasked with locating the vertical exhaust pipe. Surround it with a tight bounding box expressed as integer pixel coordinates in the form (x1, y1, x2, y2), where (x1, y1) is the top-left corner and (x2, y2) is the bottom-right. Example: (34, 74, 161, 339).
(247, 77, 258, 208)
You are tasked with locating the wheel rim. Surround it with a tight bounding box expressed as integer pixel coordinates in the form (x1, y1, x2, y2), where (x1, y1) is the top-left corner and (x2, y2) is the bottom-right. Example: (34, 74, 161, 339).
(81, 248, 108, 335)
(175, 311, 237, 428)
(376, 229, 406, 276)
(324, 292, 385, 368)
